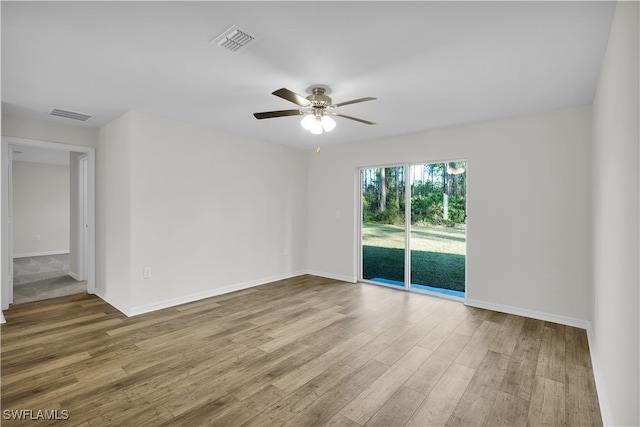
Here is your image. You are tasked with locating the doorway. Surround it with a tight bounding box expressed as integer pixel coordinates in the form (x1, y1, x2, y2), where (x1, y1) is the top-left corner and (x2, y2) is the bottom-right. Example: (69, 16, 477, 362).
(360, 161, 467, 298)
(1, 137, 95, 310)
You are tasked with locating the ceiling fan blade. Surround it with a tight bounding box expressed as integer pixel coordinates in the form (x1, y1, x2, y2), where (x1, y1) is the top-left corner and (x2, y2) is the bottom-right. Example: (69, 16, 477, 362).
(272, 88, 312, 107)
(253, 109, 302, 119)
(333, 113, 376, 125)
(332, 97, 377, 108)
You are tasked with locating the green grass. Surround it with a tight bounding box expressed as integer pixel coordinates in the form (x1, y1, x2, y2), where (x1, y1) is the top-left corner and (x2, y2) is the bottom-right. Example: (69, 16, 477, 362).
(362, 223, 466, 292)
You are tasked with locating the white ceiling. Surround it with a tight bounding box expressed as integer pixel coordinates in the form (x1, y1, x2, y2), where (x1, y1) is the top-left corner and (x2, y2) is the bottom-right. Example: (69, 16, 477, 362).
(1, 1, 615, 150)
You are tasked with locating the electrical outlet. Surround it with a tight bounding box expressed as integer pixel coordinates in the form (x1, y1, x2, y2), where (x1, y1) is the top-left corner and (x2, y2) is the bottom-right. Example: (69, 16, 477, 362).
(143, 267, 152, 279)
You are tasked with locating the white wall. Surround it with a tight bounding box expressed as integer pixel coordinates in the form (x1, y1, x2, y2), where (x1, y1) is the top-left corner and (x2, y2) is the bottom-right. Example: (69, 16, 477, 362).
(307, 105, 593, 322)
(591, 2, 640, 426)
(2, 115, 99, 148)
(12, 161, 70, 257)
(98, 111, 308, 314)
(96, 113, 132, 310)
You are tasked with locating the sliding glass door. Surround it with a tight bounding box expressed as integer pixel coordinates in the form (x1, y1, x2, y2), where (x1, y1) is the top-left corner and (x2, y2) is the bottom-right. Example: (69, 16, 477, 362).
(361, 166, 406, 288)
(360, 161, 466, 297)
(409, 162, 466, 297)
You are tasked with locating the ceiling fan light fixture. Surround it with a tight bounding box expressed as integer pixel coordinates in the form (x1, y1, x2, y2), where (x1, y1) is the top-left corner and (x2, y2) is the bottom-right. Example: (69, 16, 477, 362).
(301, 114, 316, 131)
(321, 115, 336, 132)
(301, 114, 324, 134)
(301, 112, 335, 134)
(309, 118, 323, 135)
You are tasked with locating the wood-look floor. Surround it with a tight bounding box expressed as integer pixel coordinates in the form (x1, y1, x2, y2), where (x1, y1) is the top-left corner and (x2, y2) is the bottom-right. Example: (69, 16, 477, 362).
(1, 275, 601, 426)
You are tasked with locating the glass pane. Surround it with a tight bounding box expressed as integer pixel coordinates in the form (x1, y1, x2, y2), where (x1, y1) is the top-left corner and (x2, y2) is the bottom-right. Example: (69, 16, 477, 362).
(361, 166, 406, 288)
(409, 162, 466, 297)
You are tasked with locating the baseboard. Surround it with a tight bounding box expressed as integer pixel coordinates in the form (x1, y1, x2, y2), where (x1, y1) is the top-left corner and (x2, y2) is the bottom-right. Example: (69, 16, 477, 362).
(0, 311, 5, 324)
(304, 270, 357, 284)
(94, 288, 131, 317)
(98, 271, 349, 318)
(464, 298, 590, 330)
(68, 271, 81, 281)
(13, 250, 70, 259)
(585, 323, 614, 426)
(127, 271, 308, 317)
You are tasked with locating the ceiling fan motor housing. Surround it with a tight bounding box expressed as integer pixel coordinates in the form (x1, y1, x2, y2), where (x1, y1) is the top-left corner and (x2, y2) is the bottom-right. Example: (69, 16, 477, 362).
(307, 87, 332, 108)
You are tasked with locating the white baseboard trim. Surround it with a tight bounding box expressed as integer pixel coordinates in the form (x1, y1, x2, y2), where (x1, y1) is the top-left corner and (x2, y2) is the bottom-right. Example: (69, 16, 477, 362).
(94, 288, 131, 317)
(585, 323, 614, 426)
(304, 270, 357, 284)
(68, 271, 81, 281)
(127, 271, 308, 317)
(464, 298, 590, 330)
(13, 250, 70, 259)
(96, 271, 352, 318)
(0, 311, 5, 324)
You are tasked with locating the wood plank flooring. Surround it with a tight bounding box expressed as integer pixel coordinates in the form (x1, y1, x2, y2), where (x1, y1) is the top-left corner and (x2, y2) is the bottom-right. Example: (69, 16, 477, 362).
(1, 275, 602, 426)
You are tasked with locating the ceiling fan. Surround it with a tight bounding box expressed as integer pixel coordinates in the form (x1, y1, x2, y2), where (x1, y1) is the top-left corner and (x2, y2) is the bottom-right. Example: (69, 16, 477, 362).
(253, 87, 376, 135)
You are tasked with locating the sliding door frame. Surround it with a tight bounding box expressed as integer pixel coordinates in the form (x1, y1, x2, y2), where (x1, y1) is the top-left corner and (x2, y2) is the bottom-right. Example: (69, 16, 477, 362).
(358, 159, 468, 301)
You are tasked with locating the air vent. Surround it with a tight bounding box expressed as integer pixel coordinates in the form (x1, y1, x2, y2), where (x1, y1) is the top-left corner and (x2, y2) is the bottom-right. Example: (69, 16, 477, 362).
(48, 108, 92, 122)
(212, 25, 258, 53)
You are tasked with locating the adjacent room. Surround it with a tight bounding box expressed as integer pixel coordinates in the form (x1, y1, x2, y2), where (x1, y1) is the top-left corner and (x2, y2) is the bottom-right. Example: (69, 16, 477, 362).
(1, 1, 638, 426)
(10, 146, 88, 304)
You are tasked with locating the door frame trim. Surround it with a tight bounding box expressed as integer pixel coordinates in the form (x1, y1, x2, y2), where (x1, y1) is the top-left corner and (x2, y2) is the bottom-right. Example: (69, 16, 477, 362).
(1, 136, 96, 311)
(77, 154, 89, 281)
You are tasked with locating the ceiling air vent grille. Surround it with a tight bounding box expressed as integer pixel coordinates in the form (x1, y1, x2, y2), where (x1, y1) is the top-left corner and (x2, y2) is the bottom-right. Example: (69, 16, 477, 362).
(213, 25, 258, 53)
(48, 108, 92, 122)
